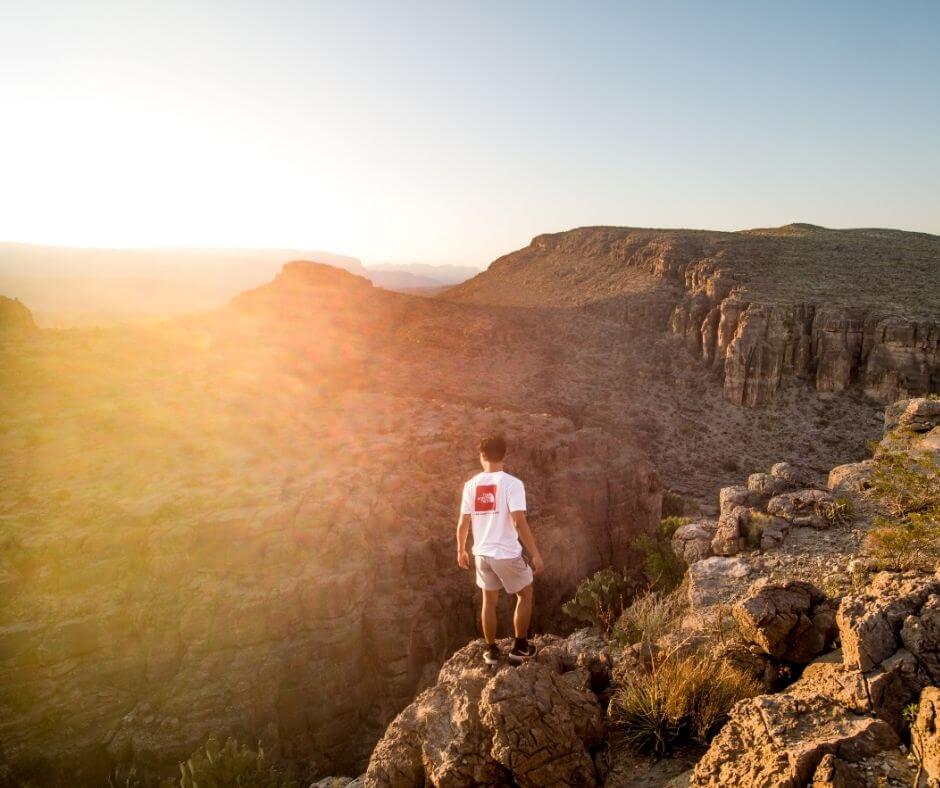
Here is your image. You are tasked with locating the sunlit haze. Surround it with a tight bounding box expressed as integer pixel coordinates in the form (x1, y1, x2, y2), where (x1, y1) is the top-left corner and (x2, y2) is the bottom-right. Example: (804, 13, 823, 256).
(1, 0, 939, 265)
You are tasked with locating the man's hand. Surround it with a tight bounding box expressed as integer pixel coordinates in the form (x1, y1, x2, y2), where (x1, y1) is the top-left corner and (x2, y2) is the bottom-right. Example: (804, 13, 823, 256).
(531, 552, 545, 576)
(457, 549, 471, 570)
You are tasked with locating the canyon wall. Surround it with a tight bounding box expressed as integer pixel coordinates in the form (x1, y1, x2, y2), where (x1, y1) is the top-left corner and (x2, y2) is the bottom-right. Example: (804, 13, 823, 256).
(0, 406, 659, 784)
(669, 287, 940, 407)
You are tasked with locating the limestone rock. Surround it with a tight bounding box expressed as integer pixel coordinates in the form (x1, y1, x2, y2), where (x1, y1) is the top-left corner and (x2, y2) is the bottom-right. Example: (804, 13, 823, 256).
(732, 580, 837, 663)
(671, 520, 716, 565)
(718, 486, 754, 516)
(748, 472, 785, 497)
(711, 506, 747, 556)
(365, 635, 604, 788)
(767, 488, 835, 529)
(687, 557, 751, 610)
(691, 692, 899, 787)
(885, 397, 940, 434)
(827, 461, 874, 495)
(481, 662, 604, 787)
(837, 572, 940, 672)
(770, 462, 803, 488)
(912, 686, 940, 788)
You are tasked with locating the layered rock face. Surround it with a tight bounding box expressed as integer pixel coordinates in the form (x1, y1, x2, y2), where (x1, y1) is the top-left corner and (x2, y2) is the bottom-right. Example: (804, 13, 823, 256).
(450, 224, 940, 407)
(0, 263, 660, 784)
(670, 294, 940, 406)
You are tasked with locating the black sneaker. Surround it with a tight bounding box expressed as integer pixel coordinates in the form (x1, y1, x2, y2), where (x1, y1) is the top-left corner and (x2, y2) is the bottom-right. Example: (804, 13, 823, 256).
(483, 643, 500, 666)
(508, 641, 537, 663)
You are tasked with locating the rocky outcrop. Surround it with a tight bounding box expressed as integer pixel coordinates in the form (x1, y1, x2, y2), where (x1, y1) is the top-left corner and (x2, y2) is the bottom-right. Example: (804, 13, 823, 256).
(670, 296, 940, 407)
(693, 569, 939, 785)
(365, 634, 609, 787)
(671, 520, 716, 564)
(687, 557, 751, 610)
(0, 295, 38, 335)
(732, 580, 838, 663)
(885, 397, 940, 435)
(912, 686, 940, 787)
(837, 572, 940, 677)
(690, 691, 899, 787)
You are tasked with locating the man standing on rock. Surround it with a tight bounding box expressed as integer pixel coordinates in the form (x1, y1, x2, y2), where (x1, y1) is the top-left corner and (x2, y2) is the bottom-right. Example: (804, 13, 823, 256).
(456, 435, 544, 665)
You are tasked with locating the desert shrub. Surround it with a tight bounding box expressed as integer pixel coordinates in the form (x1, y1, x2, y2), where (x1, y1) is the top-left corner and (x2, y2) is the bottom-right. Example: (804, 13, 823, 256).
(815, 495, 855, 527)
(609, 652, 761, 756)
(614, 590, 684, 646)
(865, 443, 940, 571)
(164, 735, 298, 788)
(634, 535, 686, 594)
(867, 513, 940, 572)
(562, 568, 635, 634)
(661, 491, 686, 518)
(741, 511, 773, 547)
(659, 516, 691, 539)
(869, 446, 939, 518)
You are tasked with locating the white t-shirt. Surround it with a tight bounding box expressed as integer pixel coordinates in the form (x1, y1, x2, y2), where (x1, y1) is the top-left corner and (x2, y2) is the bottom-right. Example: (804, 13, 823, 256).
(460, 470, 526, 559)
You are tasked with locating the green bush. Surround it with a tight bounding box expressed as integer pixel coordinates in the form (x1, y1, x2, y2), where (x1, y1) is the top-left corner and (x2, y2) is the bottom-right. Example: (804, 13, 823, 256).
(866, 442, 939, 571)
(164, 735, 298, 788)
(609, 652, 761, 756)
(634, 535, 686, 594)
(867, 513, 940, 572)
(659, 516, 691, 539)
(562, 568, 635, 634)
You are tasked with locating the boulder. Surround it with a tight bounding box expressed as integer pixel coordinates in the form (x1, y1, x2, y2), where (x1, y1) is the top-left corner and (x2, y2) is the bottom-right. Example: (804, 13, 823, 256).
(770, 462, 803, 488)
(690, 692, 899, 787)
(711, 506, 747, 556)
(687, 557, 751, 610)
(884, 397, 940, 434)
(718, 486, 754, 516)
(732, 580, 838, 663)
(767, 489, 835, 529)
(671, 520, 716, 565)
(837, 572, 940, 672)
(827, 461, 874, 495)
(747, 472, 784, 498)
(364, 635, 604, 787)
(911, 686, 939, 787)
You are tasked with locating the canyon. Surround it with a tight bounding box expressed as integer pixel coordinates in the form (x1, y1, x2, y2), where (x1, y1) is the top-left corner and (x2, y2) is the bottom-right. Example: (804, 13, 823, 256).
(0, 223, 937, 785)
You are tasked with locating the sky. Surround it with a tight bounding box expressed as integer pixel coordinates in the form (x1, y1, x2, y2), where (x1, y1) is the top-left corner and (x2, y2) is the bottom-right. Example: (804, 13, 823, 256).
(1, 0, 938, 267)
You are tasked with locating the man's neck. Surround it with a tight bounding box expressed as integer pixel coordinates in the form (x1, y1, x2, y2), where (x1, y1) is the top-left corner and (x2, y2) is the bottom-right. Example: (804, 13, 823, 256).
(481, 462, 504, 473)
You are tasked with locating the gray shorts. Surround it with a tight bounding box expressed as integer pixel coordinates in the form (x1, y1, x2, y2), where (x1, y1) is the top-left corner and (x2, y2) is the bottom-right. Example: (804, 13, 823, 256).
(475, 553, 533, 594)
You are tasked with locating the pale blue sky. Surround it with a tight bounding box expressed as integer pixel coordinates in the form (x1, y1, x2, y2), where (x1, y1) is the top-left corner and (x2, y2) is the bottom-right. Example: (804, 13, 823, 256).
(1, 1, 937, 266)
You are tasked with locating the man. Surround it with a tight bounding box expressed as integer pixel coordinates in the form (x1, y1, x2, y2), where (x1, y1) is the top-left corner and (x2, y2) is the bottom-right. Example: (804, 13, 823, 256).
(456, 435, 544, 665)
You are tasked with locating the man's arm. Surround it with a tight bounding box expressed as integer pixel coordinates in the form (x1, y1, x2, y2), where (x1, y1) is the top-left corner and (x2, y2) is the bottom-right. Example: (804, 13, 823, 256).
(456, 513, 471, 569)
(511, 511, 544, 575)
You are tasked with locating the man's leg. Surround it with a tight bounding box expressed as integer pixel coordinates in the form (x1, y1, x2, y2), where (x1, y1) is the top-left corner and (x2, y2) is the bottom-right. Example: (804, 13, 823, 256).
(513, 583, 533, 638)
(482, 589, 500, 643)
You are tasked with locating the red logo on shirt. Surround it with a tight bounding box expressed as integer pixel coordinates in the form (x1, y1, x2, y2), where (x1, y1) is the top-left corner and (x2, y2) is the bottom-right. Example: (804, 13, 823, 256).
(474, 485, 497, 512)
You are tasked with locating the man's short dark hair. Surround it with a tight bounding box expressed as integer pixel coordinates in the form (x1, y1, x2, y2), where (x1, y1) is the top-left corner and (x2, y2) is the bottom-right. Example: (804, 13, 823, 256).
(479, 435, 507, 462)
